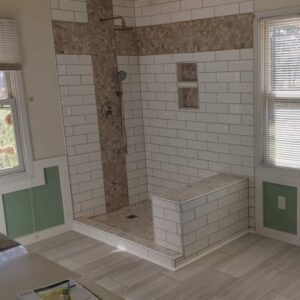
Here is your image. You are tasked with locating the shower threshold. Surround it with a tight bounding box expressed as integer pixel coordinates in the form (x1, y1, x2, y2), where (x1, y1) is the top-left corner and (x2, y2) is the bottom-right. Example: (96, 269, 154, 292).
(74, 201, 182, 270)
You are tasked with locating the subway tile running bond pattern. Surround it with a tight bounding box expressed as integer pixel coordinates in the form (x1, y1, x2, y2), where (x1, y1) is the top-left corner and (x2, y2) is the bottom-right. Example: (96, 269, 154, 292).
(29, 231, 300, 300)
(56, 54, 106, 218)
(51, 0, 256, 223)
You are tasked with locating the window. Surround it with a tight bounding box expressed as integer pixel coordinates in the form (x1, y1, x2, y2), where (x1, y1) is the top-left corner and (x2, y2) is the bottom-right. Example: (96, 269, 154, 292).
(0, 19, 28, 177)
(261, 16, 300, 169)
(0, 71, 23, 175)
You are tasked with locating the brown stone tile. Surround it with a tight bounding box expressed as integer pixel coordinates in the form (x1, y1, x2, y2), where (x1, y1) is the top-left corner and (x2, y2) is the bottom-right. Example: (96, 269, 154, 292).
(115, 30, 138, 56)
(86, 0, 129, 212)
(240, 13, 254, 49)
(52, 21, 91, 54)
(52, 14, 254, 57)
(135, 13, 254, 56)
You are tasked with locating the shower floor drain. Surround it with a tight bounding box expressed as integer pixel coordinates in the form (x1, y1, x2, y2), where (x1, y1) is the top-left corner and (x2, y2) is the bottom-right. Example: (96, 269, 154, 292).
(126, 214, 138, 219)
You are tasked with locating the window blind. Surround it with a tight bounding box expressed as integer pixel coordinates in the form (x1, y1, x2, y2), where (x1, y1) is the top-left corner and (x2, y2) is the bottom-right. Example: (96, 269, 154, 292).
(0, 19, 22, 70)
(261, 16, 300, 169)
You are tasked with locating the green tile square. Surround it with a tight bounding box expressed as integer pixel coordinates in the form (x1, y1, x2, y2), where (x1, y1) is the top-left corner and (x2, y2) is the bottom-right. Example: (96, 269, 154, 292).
(3, 166, 65, 239)
(3, 191, 34, 239)
(263, 182, 297, 235)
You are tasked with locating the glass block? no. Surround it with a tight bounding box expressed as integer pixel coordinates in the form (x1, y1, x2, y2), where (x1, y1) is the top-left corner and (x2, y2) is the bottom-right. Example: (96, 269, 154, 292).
(179, 87, 199, 109)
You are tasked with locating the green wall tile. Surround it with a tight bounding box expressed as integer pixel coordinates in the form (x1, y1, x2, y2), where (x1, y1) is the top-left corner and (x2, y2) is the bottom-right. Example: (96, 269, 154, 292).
(3, 191, 34, 239)
(3, 166, 65, 239)
(263, 182, 297, 235)
(33, 167, 65, 232)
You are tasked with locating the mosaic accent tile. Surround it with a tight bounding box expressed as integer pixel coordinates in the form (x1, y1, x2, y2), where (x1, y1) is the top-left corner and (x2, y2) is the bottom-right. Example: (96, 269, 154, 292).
(115, 30, 138, 56)
(136, 14, 254, 56)
(52, 21, 91, 55)
(86, 0, 129, 212)
(52, 13, 254, 57)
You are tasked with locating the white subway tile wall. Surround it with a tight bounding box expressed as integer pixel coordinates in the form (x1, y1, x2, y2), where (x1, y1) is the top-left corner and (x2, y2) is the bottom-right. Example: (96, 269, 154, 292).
(136, 49, 255, 227)
(112, 0, 136, 27)
(49, 0, 253, 26)
(117, 56, 149, 204)
(152, 179, 249, 256)
(50, 0, 88, 22)
(152, 198, 183, 253)
(134, 0, 254, 26)
(56, 54, 106, 218)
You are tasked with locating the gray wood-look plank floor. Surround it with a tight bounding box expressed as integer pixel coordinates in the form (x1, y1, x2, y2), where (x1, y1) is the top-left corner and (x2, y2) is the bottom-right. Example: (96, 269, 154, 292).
(28, 232, 300, 300)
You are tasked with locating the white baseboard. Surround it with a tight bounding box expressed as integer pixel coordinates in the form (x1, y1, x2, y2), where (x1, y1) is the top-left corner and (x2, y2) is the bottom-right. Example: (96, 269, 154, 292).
(175, 229, 250, 270)
(16, 223, 72, 245)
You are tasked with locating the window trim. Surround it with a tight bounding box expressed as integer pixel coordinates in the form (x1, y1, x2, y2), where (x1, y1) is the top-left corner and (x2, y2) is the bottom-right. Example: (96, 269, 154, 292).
(256, 10, 300, 173)
(0, 71, 33, 184)
(0, 98, 24, 175)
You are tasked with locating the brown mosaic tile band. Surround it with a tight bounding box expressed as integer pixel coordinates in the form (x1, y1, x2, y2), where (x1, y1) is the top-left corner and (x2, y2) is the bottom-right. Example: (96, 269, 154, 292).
(52, 21, 91, 55)
(52, 13, 253, 57)
(115, 30, 138, 56)
(136, 13, 254, 56)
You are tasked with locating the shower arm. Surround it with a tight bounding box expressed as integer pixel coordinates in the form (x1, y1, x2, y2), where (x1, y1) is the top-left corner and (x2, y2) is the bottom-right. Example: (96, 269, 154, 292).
(99, 16, 126, 27)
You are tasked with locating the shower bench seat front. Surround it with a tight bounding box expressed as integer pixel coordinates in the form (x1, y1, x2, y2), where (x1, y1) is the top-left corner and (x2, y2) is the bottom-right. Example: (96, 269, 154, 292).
(151, 173, 249, 260)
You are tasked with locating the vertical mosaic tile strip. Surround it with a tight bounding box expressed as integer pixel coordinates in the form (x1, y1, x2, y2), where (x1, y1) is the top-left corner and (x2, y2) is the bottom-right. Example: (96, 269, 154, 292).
(86, 0, 129, 212)
(56, 54, 106, 218)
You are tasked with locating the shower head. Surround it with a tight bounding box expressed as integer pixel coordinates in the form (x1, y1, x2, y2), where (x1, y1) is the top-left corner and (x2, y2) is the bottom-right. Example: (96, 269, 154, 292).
(117, 71, 127, 82)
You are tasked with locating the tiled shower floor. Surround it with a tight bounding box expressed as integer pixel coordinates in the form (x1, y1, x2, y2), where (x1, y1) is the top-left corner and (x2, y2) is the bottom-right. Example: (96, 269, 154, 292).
(93, 201, 154, 242)
(76, 201, 179, 257)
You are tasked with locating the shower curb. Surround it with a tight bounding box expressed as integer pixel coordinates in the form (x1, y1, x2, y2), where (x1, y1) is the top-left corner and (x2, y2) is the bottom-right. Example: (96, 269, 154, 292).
(72, 220, 249, 271)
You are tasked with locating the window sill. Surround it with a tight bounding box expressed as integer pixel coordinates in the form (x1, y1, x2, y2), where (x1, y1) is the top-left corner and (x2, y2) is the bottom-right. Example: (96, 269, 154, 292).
(0, 168, 33, 187)
(256, 164, 300, 186)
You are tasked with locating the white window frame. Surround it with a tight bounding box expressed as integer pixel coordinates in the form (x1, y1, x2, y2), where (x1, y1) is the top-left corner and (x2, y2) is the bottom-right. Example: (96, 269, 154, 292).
(0, 70, 33, 184)
(0, 72, 24, 175)
(255, 8, 300, 245)
(256, 8, 300, 173)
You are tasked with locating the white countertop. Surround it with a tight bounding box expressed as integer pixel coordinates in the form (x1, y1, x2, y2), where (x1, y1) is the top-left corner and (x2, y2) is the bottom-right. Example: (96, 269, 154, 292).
(154, 173, 247, 204)
(0, 244, 123, 300)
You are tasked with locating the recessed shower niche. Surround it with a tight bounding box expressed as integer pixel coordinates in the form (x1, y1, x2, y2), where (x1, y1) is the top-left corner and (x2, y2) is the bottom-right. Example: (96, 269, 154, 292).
(177, 63, 199, 109)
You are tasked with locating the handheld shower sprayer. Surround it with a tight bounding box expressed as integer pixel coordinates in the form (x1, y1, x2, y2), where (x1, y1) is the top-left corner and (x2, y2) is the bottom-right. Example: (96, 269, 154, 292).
(117, 70, 128, 154)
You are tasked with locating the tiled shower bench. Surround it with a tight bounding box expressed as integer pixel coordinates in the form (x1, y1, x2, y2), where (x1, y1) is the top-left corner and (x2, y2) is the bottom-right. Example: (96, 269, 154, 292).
(152, 173, 249, 266)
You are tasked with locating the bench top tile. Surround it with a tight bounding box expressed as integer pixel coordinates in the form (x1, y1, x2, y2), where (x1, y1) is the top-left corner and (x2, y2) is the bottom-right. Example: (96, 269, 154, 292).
(153, 174, 247, 204)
